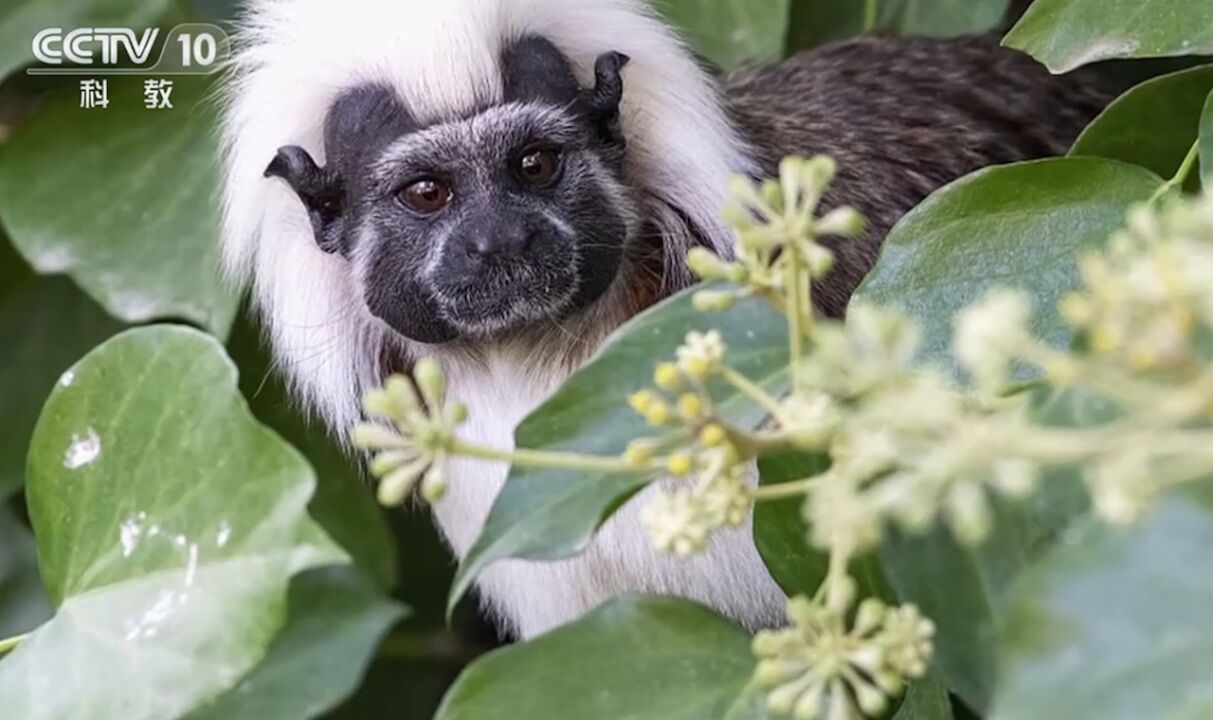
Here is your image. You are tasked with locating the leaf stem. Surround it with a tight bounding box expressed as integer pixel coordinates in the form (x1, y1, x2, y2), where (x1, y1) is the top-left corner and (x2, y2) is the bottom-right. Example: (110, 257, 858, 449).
(863, 0, 879, 32)
(0, 633, 27, 655)
(720, 366, 787, 420)
(785, 251, 807, 395)
(752, 476, 818, 501)
(451, 441, 650, 475)
(1149, 140, 1201, 204)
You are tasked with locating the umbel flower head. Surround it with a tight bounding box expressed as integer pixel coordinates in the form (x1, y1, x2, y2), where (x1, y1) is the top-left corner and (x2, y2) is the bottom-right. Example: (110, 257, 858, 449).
(351, 358, 467, 506)
(753, 591, 934, 720)
(688, 156, 866, 309)
(1061, 195, 1213, 371)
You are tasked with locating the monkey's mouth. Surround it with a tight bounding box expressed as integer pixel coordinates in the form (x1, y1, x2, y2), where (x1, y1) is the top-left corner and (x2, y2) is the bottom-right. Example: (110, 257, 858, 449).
(434, 267, 578, 336)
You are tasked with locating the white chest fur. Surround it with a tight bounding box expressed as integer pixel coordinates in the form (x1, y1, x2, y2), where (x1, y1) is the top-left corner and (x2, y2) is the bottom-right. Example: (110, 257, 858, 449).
(430, 353, 787, 639)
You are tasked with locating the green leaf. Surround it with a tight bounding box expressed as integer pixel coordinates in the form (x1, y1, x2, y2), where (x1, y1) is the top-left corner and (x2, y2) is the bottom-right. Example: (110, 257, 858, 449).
(0, 0, 174, 80)
(0, 271, 125, 500)
(0, 78, 238, 336)
(226, 315, 399, 590)
(1070, 65, 1213, 181)
(878, 0, 1010, 37)
(0, 506, 52, 640)
(754, 453, 830, 597)
(1004, 0, 1213, 73)
(787, 0, 1009, 50)
(876, 387, 1097, 712)
(184, 567, 405, 720)
(449, 287, 788, 616)
(991, 480, 1213, 720)
(659, 0, 790, 70)
(436, 595, 760, 720)
(853, 158, 1163, 379)
(1201, 90, 1213, 187)
(753, 452, 892, 603)
(0, 326, 348, 720)
(892, 672, 955, 720)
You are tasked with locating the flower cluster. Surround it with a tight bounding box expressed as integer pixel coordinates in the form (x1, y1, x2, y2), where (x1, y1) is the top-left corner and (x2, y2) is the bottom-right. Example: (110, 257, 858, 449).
(688, 156, 865, 313)
(1063, 197, 1213, 371)
(753, 590, 934, 720)
(627, 331, 754, 556)
(350, 359, 466, 506)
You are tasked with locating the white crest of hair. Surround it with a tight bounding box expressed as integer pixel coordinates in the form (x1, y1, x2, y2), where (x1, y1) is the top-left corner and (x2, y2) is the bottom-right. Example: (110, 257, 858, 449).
(220, 0, 784, 637)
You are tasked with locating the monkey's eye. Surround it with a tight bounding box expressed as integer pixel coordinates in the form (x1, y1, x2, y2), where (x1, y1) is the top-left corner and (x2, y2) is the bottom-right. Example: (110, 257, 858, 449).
(516, 149, 562, 187)
(400, 178, 453, 214)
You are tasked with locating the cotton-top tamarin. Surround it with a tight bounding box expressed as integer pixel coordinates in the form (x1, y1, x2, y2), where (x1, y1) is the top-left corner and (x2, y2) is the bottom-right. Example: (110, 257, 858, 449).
(220, 0, 1109, 638)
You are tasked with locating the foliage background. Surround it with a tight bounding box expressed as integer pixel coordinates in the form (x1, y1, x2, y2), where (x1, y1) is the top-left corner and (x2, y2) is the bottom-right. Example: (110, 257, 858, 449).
(0, 0, 1210, 719)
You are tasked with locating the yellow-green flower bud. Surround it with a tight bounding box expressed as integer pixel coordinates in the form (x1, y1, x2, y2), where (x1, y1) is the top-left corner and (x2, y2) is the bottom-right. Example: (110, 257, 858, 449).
(645, 402, 672, 427)
(370, 450, 413, 478)
(687, 247, 731, 281)
(753, 659, 785, 687)
(385, 374, 420, 413)
(629, 390, 659, 415)
(804, 244, 836, 279)
(446, 402, 470, 424)
(624, 439, 659, 467)
(362, 389, 394, 418)
(678, 393, 704, 421)
(693, 289, 736, 313)
(815, 206, 866, 238)
(699, 423, 727, 448)
(421, 465, 448, 503)
(761, 179, 784, 212)
(351, 423, 406, 451)
(377, 462, 423, 506)
(681, 357, 712, 381)
(413, 358, 447, 405)
(667, 453, 695, 477)
(653, 362, 684, 392)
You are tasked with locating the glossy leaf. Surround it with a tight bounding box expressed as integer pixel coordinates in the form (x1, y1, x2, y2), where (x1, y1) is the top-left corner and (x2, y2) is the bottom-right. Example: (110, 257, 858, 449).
(787, 0, 1009, 50)
(449, 287, 788, 616)
(661, 0, 790, 69)
(892, 672, 955, 720)
(992, 481, 1213, 720)
(185, 567, 406, 720)
(1070, 65, 1213, 181)
(853, 158, 1163, 379)
(0, 270, 125, 500)
(0, 506, 52, 641)
(226, 315, 399, 591)
(1004, 0, 1213, 73)
(0, 326, 348, 720)
(436, 596, 760, 720)
(0, 0, 173, 80)
(754, 452, 892, 603)
(0, 78, 238, 336)
(753, 453, 830, 598)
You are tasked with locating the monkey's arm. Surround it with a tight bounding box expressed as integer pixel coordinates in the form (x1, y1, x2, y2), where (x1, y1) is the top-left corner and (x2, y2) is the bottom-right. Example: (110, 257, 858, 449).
(726, 35, 1113, 315)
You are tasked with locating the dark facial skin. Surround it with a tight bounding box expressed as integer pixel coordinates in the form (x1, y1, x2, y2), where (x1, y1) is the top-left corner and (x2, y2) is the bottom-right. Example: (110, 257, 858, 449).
(265, 37, 633, 344)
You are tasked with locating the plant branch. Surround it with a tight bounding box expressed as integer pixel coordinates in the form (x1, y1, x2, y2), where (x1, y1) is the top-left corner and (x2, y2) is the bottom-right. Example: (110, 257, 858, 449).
(721, 366, 787, 420)
(451, 441, 653, 475)
(1149, 140, 1201, 204)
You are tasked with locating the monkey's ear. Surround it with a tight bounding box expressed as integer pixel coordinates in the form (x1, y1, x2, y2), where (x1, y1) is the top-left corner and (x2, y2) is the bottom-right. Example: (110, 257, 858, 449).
(583, 51, 629, 148)
(265, 146, 347, 255)
(501, 36, 583, 106)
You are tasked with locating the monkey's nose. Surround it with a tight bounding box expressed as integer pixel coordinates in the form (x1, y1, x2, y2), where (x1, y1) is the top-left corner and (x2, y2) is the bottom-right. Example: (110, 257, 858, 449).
(464, 224, 534, 259)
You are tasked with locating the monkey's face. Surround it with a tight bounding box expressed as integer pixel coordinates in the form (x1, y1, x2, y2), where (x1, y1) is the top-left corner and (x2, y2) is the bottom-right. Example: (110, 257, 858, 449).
(265, 38, 635, 344)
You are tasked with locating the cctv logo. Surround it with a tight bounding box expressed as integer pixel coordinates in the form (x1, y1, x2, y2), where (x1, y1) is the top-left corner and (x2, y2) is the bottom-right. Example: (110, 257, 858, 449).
(32, 28, 160, 66)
